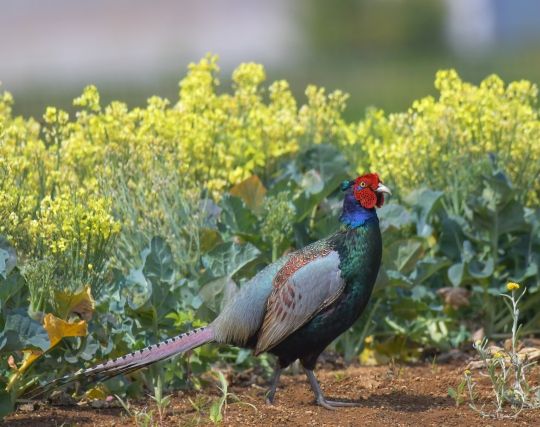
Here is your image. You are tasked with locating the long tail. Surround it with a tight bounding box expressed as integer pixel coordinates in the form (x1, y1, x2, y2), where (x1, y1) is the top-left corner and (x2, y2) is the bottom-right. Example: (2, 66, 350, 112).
(27, 326, 214, 398)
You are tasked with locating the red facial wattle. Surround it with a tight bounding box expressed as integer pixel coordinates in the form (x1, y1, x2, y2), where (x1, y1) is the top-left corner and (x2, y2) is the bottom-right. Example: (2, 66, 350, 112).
(352, 173, 386, 209)
(354, 187, 377, 209)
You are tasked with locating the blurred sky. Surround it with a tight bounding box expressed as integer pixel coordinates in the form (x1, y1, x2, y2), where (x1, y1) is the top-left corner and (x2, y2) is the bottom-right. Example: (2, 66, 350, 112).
(1, 0, 540, 118)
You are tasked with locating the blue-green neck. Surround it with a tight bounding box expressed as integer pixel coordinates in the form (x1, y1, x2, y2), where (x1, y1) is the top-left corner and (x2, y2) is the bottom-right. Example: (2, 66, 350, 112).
(339, 191, 378, 228)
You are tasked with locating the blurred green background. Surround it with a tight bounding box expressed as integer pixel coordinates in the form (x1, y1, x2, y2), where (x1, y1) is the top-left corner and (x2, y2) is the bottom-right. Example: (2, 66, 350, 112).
(2, 0, 540, 120)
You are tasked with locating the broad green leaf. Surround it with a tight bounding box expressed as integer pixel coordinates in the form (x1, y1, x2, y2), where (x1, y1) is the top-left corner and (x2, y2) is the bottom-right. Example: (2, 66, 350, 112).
(405, 188, 443, 237)
(0, 269, 24, 309)
(412, 258, 451, 284)
(202, 241, 260, 280)
(122, 268, 151, 310)
(439, 216, 466, 260)
(143, 236, 174, 284)
(512, 262, 538, 282)
(219, 194, 259, 239)
(0, 389, 14, 419)
(448, 262, 464, 287)
(378, 203, 413, 232)
(230, 175, 266, 213)
(296, 144, 349, 182)
(0, 311, 50, 352)
(384, 239, 424, 274)
(391, 298, 429, 320)
(0, 237, 16, 279)
(468, 258, 494, 279)
(497, 203, 528, 235)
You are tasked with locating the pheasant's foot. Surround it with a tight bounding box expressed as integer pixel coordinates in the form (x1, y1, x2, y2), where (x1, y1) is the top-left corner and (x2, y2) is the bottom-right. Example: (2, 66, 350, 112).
(305, 368, 360, 410)
(265, 364, 282, 405)
(316, 396, 338, 410)
(318, 398, 361, 408)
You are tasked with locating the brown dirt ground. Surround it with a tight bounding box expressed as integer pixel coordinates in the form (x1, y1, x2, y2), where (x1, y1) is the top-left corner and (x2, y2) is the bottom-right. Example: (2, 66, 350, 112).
(4, 363, 539, 426)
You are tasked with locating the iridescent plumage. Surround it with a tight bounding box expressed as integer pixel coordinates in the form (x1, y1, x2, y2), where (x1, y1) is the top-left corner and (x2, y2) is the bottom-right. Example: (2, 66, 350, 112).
(33, 173, 390, 409)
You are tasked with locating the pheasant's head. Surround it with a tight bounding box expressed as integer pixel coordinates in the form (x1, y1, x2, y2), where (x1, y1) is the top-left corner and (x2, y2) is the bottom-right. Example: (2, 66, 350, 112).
(340, 173, 391, 227)
(341, 173, 391, 209)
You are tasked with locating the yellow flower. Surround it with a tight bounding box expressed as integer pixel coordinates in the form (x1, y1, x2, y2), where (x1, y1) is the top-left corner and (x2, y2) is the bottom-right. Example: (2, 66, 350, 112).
(464, 369, 471, 376)
(493, 352, 504, 359)
(507, 282, 520, 292)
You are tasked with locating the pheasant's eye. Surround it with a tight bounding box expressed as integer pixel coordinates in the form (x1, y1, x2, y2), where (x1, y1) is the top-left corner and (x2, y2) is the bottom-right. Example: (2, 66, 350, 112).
(359, 182, 366, 188)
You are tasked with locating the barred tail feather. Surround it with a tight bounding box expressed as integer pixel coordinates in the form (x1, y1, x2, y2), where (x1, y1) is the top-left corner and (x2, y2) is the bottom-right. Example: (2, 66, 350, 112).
(27, 326, 214, 398)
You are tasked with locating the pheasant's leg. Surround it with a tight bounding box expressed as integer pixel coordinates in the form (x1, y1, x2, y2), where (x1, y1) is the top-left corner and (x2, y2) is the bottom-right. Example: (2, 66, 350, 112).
(265, 365, 282, 405)
(304, 369, 361, 409)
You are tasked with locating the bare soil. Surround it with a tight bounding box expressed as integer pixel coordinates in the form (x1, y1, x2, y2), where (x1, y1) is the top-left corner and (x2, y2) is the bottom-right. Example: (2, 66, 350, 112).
(4, 363, 539, 426)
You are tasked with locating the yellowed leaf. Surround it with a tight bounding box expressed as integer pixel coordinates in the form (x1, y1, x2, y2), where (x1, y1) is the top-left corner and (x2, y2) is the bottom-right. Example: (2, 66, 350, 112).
(7, 313, 88, 390)
(84, 384, 109, 401)
(55, 286, 95, 321)
(230, 175, 266, 213)
(43, 313, 87, 348)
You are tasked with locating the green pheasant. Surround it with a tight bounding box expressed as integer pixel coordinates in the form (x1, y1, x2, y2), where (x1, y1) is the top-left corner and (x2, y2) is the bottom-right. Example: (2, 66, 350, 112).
(37, 173, 390, 409)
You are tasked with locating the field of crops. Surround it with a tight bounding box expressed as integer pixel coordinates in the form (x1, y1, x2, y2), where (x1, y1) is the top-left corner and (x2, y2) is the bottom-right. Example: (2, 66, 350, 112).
(1, 56, 540, 421)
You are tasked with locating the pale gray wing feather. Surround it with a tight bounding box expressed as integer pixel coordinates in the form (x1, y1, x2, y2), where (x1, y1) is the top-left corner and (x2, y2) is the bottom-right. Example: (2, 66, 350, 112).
(255, 250, 345, 354)
(211, 255, 290, 346)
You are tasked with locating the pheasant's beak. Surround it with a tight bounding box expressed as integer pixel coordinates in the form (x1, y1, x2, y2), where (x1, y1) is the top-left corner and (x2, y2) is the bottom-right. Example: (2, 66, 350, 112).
(376, 183, 392, 196)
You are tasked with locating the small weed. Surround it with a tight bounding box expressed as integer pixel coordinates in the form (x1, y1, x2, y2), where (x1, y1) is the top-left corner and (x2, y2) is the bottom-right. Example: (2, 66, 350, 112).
(115, 394, 157, 427)
(464, 283, 540, 419)
(208, 370, 257, 424)
(333, 371, 348, 382)
(430, 355, 439, 375)
(386, 358, 404, 382)
(448, 377, 467, 407)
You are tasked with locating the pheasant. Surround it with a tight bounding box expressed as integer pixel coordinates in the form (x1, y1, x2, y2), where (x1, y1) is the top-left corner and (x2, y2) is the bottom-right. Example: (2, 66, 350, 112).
(37, 173, 390, 409)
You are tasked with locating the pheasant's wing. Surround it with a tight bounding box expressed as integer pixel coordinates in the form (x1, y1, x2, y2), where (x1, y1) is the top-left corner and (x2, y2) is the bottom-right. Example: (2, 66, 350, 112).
(254, 243, 345, 354)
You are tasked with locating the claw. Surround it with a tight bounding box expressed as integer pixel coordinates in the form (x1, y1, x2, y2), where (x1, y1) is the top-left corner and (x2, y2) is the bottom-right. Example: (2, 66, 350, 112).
(305, 368, 361, 410)
(316, 397, 338, 410)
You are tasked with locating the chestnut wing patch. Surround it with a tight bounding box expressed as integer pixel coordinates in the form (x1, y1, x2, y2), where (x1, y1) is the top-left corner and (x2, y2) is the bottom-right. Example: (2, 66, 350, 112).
(254, 248, 345, 355)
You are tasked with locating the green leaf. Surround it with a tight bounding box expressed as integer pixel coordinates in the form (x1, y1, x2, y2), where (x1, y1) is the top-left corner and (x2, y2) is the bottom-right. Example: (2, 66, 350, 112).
(0, 237, 16, 280)
(512, 261, 538, 282)
(439, 216, 466, 260)
(468, 258, 494, 279)
(405, 188, 443, 237)
(219, 194, 259, 239)
(384, 239, 424, 274)
(202, 242, 260, 280)
(391, 298, 429, 320)
(122, 268, 151, 310)
(0, 389, 14, 419)
(412, 258, 451, 284)
(447, 263, 464, 287)
(143, 236, 174, 284)
(295, 144, 350, 182)
(0, 269, 24, 309)
(0, 310, 50, 352)
(378, 203, 413, 232)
